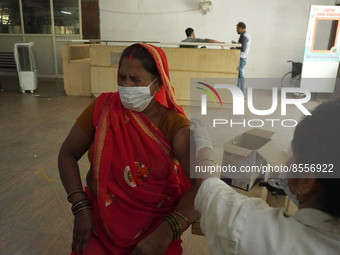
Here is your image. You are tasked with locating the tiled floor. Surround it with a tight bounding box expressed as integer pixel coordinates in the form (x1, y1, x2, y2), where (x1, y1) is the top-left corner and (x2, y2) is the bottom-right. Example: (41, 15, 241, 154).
(0, 76, 94, 255)
(0, 75, 338, 254)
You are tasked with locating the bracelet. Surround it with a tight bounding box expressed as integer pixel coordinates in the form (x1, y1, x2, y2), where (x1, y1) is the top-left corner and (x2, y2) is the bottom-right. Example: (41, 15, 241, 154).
(67, 190, 87, 202)
(173, 211, 190, 227)
(196, 158, 215, 164)
(71, 199, 92, 215)
(165, 213, 181, 241)
(72, 206, 93, 215)
(72, 199, 91, 208)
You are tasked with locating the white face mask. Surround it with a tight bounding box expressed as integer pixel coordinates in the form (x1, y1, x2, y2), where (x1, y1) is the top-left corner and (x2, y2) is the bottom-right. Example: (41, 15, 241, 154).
(278, 172, 299, 206)
(118, 77, 158, 112)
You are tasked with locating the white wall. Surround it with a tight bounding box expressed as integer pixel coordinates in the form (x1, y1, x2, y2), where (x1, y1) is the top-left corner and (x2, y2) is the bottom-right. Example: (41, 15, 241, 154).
(99, 0, 335, 88)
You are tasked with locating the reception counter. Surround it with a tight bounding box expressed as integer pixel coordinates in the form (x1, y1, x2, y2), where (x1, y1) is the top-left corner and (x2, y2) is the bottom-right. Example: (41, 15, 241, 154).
(61, 44, 91, 97)
(62, 43, 240, 105)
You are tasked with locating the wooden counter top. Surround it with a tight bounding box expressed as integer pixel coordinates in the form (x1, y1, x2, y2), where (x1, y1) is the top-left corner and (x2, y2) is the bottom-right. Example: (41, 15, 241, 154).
(62, 44, 240, 105)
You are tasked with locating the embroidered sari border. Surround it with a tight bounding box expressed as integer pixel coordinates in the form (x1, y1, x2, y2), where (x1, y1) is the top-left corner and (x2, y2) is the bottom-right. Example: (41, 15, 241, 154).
(130, 110, 173, 158)
(93, 107, 110, 193)
(141, 43, 181, 110)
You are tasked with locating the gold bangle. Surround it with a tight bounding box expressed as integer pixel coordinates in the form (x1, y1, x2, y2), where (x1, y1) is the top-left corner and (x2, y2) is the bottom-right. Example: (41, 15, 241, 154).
(67, 190, 87, 202)
(173, 211, 190, 226)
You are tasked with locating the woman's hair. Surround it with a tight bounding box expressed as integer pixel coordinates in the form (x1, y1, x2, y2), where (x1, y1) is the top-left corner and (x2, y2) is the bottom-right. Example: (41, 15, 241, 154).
(119, 44, 159, 78)
(292, 98, 340, 217)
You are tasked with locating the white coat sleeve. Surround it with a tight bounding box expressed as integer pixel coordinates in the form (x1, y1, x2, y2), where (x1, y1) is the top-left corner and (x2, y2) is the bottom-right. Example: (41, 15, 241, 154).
(194, 178, 270, 255)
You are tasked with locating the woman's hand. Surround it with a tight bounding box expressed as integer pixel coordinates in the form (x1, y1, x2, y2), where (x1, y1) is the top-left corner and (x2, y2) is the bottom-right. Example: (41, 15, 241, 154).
(72, 209, 94, 254)
(132, 221, 173, 255)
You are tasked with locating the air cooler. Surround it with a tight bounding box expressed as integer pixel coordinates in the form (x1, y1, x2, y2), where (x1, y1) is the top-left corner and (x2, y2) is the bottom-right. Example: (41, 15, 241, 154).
(14, 42, 38, 93)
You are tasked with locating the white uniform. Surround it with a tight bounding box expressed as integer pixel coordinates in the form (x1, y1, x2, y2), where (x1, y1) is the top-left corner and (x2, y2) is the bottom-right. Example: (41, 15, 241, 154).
(194, 178, 340, 255)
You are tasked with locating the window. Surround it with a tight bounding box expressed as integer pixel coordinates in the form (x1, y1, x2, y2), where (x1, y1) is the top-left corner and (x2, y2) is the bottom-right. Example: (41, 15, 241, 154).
(0, 0, 21, 33)
(1, 0, 81, 35)
(22, 0, 51, 34)
(53, 0, 80, 34)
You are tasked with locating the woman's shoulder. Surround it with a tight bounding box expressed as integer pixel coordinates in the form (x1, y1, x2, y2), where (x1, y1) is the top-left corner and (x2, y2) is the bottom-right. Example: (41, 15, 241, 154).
(159, 109, 190, 144)
(76, 92, 118, 138)
(93, 92, 120, 121)
(163, 109, 189, 120)
(76, 97, 98, 139)
(95, 92, 117, 110)
(161, 109, 190, 128)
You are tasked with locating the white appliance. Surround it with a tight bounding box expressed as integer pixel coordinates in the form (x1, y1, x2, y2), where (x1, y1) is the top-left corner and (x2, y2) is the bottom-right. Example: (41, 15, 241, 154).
(14, 42, 38, 93)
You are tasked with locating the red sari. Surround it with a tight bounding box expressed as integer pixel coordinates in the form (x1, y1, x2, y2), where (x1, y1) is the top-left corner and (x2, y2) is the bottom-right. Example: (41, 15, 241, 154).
(83, 44, 191, 254)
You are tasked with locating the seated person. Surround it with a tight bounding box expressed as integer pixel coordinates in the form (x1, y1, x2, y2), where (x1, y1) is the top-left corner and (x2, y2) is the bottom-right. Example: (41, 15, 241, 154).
(191, 98, 340, 254)
(180, 27, 223, 48)
(58, 43, 200, 255)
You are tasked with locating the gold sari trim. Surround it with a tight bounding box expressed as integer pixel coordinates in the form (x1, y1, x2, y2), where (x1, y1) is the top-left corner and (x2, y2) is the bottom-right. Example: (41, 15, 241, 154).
(141, 43, 180, 107)
(94, 108, 109, 193)
(130, 110, 174, 159)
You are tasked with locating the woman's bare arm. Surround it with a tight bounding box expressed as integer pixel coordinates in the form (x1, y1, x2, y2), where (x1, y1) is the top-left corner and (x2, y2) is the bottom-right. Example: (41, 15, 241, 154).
(58, 123, 92, 201)
(58, 122, 94, 253)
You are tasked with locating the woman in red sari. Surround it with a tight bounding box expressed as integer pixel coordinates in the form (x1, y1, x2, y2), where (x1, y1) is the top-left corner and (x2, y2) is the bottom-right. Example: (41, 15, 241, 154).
(58, 43, 200, 255)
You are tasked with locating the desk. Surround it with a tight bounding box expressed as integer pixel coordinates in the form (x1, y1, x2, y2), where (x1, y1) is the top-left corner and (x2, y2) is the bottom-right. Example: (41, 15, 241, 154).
(61, 45, 91, 97)
(62, 44, 240, 106)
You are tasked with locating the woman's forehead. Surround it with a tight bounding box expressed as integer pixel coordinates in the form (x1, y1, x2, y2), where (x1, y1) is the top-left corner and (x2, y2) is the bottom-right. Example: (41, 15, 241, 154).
(119, 58, 143, 72)
(119, 57, 153, 78)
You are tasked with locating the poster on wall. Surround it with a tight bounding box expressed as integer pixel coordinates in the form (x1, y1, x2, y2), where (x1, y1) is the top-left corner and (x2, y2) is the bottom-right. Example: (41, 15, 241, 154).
(301, 5, 340, 93)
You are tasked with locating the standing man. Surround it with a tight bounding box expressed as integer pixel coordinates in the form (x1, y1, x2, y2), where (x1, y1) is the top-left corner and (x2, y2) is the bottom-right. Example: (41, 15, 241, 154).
(180, 27, 224, 48)
(233, 22, 251, 99)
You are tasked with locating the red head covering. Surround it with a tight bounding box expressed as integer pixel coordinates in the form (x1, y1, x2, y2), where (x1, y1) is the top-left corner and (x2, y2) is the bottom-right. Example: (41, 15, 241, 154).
(120, 43, 186, 116)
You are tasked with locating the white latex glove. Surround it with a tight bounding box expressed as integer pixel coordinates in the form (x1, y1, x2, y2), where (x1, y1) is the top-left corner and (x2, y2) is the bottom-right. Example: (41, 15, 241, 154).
(191, 118, 219, 180)
(190, 118, 214, 159)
